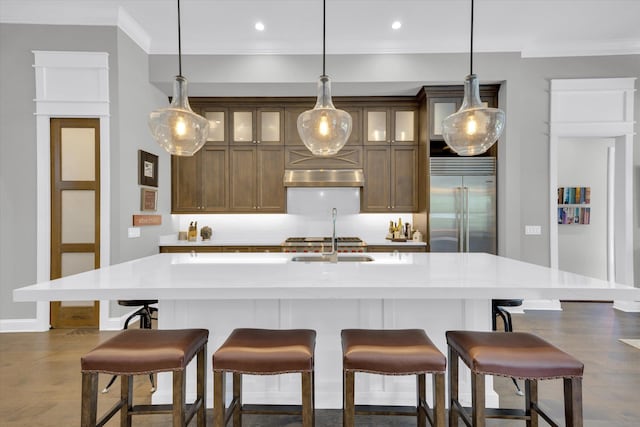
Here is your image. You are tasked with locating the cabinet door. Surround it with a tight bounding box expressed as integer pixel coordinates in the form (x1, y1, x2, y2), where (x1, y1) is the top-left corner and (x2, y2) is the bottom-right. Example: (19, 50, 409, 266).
(203, 109, 227, 145)
(392, 108, 417, 145)
(229, 147, 257, 211)
(365, 108, 390, 145)
(257, 108, 283, 145)
(171, 153, 201, 212)
(391, 146, 418, 212)
(201, 145, 229, 212)
(362, 146, 391, 212)
(256, 147, 285, 212)
(231, 110, 255, 145)
(429, 97, 460, 141)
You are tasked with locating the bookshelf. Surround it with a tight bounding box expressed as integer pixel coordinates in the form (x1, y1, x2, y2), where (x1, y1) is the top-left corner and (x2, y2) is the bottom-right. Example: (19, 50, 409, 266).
(557, 187, 590, 224)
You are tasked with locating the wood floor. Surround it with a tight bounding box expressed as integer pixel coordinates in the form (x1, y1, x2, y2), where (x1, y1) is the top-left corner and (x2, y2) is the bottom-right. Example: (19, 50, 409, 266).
(1, 302, 638, 426)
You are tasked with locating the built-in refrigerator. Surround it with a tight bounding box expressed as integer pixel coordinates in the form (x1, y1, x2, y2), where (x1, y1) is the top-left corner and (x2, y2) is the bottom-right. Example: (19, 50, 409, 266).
(429, 157, 496, 254)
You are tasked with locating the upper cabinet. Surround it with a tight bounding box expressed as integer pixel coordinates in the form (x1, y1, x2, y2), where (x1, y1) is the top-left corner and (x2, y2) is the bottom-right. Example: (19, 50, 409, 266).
(231, 108, 284, 145)
(172, 143, 229, 212)
(422, 85, 500, 157)
(365, 106, 417, 145)
(202, 108, 228, 145)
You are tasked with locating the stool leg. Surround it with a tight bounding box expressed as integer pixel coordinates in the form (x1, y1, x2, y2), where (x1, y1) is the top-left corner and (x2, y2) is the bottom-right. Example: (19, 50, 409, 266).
(471, 372, 485, 427)
(232, 373, 242, 427)
(302, 371, 314, 427)
(448, 346, 459, 427)
(214, 371, 226, 427)
(563, 377, 583, 427)
(101, 374, 118, 394)
(81, 372, 98, 427)
(197, 345, 206, 427)
(120, 375, 133, 427)
(343, 370, 355, 427)
(525, 379, 538, 427)
(173, 369, 186, 427)
(417, 373, 426, 427)
(433, 372, 445, 427)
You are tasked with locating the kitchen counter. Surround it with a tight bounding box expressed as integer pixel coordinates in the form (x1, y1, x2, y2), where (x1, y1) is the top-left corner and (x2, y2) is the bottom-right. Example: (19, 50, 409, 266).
(13, 252, 638, 409)
(14, 252, 635, 301)
(158, 235, 427, 248)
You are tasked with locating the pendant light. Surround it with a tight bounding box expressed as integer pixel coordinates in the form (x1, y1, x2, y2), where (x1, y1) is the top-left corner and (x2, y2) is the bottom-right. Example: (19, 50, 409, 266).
(148, 0, 209, 156)
(442, 0, 505, 156)
(297, 0, 352, 157)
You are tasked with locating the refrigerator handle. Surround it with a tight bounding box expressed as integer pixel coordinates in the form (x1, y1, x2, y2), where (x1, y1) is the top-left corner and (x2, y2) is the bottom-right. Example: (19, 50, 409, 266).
(464, 186, 470, 252)
(456, 187, 463, 252)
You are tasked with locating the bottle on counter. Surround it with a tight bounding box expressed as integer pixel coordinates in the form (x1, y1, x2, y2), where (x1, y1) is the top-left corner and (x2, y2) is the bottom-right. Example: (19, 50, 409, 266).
(188, 221, 197, 242)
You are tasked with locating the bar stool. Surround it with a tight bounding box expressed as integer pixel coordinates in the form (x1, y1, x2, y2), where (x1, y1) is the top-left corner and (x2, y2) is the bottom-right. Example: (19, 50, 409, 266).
(213, 328, 316, 427)
(341, 329, 446, 427)
(491, 298, 524, 395)
(102, 299, 159, 393)
(81, 328, 208, 427)
(446, 331, 584, 427)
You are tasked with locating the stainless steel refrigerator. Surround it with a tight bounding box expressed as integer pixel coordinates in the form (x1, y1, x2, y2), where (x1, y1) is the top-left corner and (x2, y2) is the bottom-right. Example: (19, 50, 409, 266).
(429, 157, 496, 254)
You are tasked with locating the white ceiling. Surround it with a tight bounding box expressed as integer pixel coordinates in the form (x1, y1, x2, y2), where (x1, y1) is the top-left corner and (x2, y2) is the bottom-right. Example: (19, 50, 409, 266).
(1, 0, 639, 57)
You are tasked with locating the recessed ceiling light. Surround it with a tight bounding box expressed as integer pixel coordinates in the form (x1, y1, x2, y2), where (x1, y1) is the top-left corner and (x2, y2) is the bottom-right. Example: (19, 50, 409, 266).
(255, 22, 265, 31)
(392, 21, 402, 30)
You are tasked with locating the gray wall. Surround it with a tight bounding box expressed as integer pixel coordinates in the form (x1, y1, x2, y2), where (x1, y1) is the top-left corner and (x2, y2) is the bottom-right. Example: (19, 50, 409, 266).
(0, 24, 168, 321)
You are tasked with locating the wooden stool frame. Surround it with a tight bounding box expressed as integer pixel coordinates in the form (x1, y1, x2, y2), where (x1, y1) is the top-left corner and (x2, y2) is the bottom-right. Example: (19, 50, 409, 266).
(448, 346, 583, 427)
(213, 370, 315, 427)
(343, 369, 446, 427)
(80, 343, 206, 427)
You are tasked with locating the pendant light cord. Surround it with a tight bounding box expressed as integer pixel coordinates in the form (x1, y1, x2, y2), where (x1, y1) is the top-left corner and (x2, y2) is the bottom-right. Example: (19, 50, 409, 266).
(177, 0, 183, 77)
(322, 0, 326, 76)
(470, 0, 474, 76)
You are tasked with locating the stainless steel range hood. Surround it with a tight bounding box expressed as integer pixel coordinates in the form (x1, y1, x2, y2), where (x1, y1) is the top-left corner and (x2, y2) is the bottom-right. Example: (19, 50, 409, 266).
(283, 169, 365, 187)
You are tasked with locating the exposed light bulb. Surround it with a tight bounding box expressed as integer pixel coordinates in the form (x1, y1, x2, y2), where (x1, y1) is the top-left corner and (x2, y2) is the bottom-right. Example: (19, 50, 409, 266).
(392, 21, 402, 30)
(255, 22, 265, 31)
(318, 115, 330, 136)
(465, 116, 477, 135)
(175, 117, 187, 136)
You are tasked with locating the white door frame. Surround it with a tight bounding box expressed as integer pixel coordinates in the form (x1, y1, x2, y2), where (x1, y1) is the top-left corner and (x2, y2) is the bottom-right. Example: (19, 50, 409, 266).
(32, 51, 111, 331)
(549, 78, 636, 312)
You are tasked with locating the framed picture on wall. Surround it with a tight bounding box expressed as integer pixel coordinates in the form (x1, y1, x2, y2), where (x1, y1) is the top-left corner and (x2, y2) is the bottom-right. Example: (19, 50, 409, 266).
(138, 150, 158, 187)
(140, 187, 158, 211)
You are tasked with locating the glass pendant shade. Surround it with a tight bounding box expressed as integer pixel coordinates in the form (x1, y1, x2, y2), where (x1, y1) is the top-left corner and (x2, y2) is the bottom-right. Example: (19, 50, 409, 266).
(148, 76, 209, 156)
(297, 75, 352, 156)
(442, 74, 505, 156)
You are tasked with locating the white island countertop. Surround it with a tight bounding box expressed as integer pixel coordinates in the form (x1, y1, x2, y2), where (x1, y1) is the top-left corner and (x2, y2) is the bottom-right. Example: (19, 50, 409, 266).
(13, 252, 638, 302)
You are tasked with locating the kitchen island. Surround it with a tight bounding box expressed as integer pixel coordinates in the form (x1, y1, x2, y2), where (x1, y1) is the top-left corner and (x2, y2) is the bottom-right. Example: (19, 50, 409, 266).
(14, 252, 639, 409)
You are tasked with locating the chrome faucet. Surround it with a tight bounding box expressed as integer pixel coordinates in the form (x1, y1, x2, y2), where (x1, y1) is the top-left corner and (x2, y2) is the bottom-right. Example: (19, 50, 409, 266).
(325, 207, 338, 262)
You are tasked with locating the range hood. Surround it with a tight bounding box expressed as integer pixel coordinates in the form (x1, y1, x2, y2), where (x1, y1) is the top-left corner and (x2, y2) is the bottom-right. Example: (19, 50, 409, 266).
(283, 169, 364, 187)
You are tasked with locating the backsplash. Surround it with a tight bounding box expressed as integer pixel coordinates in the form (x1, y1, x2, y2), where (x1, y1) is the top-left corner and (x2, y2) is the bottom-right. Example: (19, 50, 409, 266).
(169, 188, 413, 244)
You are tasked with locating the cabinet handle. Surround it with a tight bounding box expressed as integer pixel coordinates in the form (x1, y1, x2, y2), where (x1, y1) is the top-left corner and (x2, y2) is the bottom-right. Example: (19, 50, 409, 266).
(257, 140, 261, 144)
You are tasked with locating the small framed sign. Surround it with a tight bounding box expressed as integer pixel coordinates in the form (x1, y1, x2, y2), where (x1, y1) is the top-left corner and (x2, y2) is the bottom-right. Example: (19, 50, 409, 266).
(141, 187, 157, 211)
(138, 150, 158, 187)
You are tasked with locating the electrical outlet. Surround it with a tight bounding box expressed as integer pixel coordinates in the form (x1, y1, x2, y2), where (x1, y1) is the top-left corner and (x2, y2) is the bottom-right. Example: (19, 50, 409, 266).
(128, 227, 141, 238)
(525, 225, 542, 235)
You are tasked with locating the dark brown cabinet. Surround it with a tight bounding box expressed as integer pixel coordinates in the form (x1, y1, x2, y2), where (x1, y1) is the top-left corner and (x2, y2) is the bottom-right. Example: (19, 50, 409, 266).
(229, 146, 285, 212)
(364, 106, 417, 146)
(231, 108, 284, 145)
(172, 144, 228, 212)
(361, 145, 418, 212)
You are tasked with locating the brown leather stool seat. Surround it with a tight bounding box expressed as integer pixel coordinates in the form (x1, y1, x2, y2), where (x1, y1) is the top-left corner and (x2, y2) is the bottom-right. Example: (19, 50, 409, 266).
(446, 331, 584, 427)
(213, 328, 316, 427)
(81, 329, 208, 427)
(341, 329, 446, 427)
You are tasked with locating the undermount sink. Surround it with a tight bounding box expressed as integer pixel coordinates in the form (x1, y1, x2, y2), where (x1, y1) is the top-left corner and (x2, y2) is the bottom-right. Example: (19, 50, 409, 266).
(291, 255, 374, 263)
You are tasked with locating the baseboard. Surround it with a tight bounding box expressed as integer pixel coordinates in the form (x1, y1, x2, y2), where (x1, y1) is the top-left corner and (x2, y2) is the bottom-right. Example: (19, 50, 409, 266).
(613, 300, 640, 312)
(0, 317, 49, 333)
